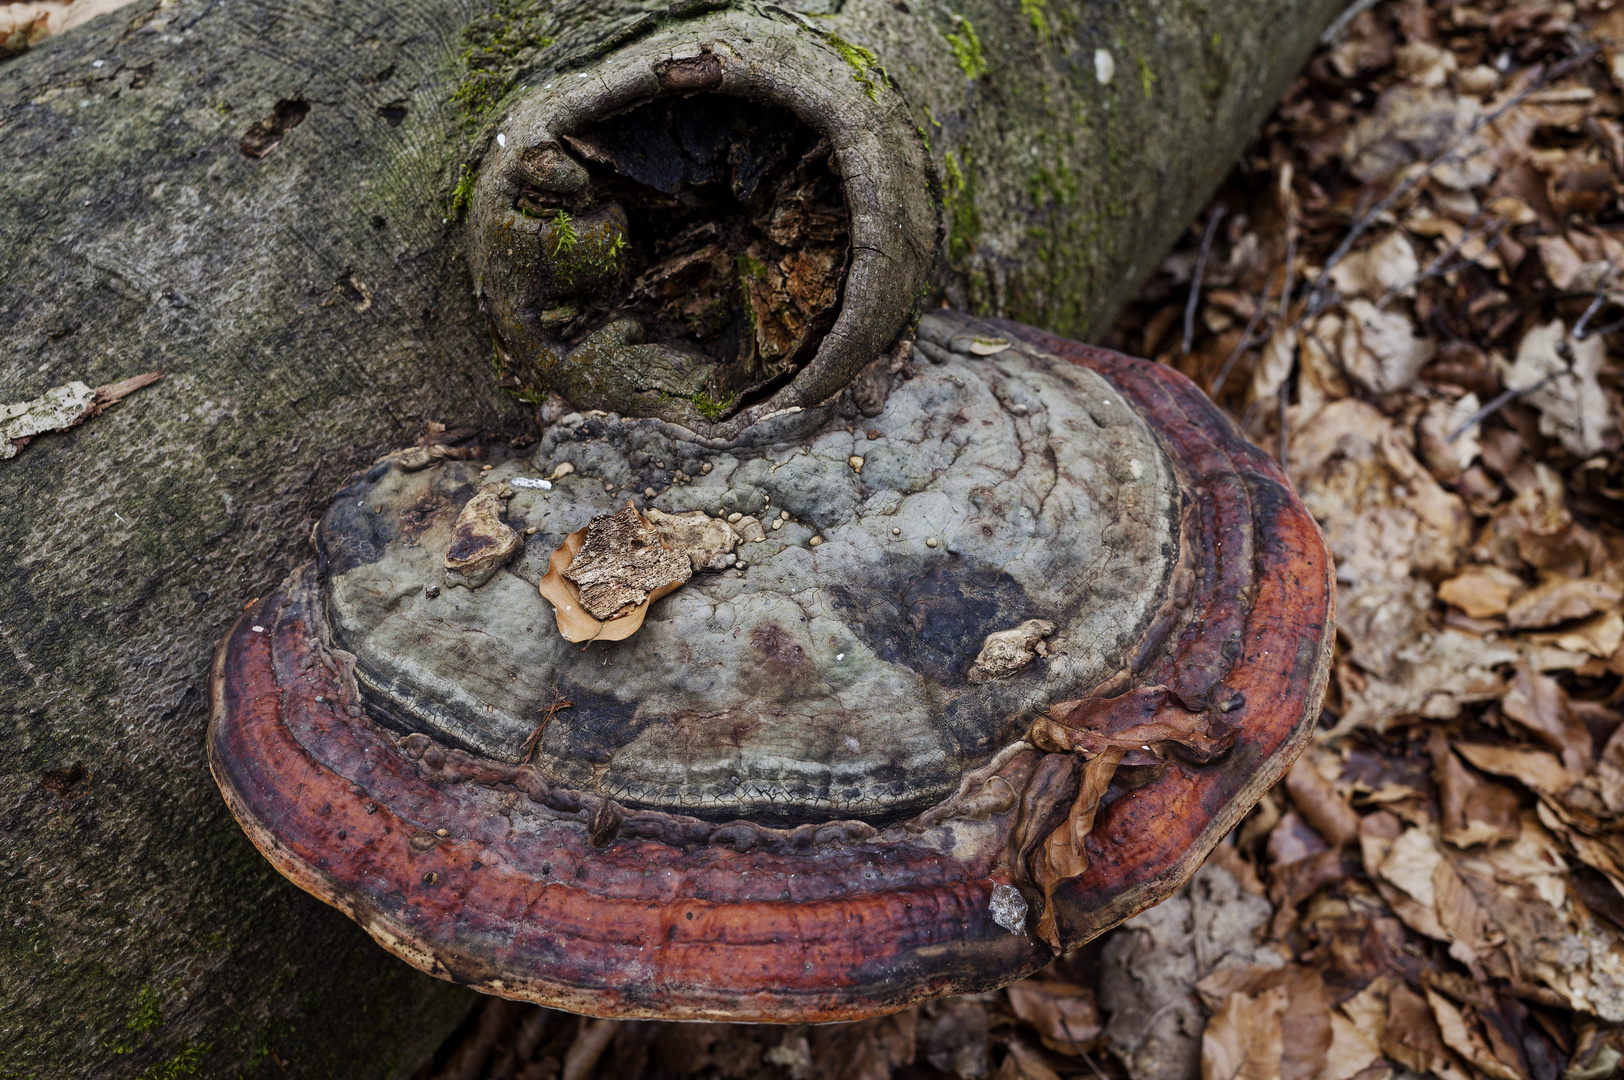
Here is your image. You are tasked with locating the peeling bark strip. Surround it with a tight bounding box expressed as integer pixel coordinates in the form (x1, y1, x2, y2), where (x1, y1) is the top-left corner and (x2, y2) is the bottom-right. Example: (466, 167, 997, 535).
(0, 372, 160, 460)
(208, 313, 1334, 1020)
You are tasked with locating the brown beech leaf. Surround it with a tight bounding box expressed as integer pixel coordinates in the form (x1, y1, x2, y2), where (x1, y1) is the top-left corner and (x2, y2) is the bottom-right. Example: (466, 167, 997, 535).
(1284, 754, 1360, 847)
(1424, 988, 1523, 1080)
(1438, 565, 1527, 619)
(1200, 985, 1286, 1080)
(996, 1041, 1064, 1080)
(1502, 664, 1592, 775)
(1320, 978, 1389, 1080)
(1506, 575, 1624, 630)
(1194, 965, 1331, 1080)
(1034, 746, 1123, 947)
(1004, 980, 1102, 1054)
(1453, 741, 1573, 796)
(1434, 736, 1523, 848)
(1382, 983, 1473, 1080)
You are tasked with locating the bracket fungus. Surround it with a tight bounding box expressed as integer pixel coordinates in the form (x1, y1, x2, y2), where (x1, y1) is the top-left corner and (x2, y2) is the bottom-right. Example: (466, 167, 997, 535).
(209, 308, 1334, 1022)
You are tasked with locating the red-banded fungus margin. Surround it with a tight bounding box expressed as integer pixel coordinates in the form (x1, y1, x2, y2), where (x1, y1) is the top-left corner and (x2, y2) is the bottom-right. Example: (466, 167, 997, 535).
(208, 307, 1334, 1022)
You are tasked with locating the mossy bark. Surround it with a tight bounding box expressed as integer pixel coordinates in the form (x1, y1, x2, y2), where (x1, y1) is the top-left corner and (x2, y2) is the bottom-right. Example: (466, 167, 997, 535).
(0, 0, 1339, 1075)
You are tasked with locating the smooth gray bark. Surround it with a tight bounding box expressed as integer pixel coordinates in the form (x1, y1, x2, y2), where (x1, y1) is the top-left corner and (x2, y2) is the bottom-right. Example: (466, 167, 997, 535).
(0, 0, 1341, 1075)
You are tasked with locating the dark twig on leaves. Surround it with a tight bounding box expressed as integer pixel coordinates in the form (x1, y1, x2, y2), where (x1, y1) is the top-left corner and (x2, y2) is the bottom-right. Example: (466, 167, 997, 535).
(1278, 230, 1299, 320)
(1572, 264, 1616, 340)
(1446, 368, 1572, 443)
(1184, 206, 1228, 354)
(1058, 1014, 1110, 1080)
(1374, 221, 1505, 311)
(1278, 376, 1292, 472)
(1207, 270, 1280, 398)
(1300, 46, 1600, 328)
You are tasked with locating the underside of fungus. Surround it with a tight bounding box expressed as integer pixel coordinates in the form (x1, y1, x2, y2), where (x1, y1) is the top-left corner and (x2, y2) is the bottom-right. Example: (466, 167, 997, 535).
(210, 310, 1334, 1022)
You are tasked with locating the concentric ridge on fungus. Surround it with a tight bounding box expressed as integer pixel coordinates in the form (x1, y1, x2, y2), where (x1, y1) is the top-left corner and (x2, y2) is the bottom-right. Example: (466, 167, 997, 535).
(208, 310, 1334, 1022)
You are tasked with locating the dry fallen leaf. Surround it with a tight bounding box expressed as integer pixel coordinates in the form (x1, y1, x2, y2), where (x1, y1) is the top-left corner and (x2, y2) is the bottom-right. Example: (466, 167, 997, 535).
(537, 504, 691, 643)
(1339, 298, 1437, 394)
(1501, 664, 1592, 775)
(1506, 574, 1623, 629)
(1004, 980, 1102, 1055)
(1500, 322, 1619, 459)
(1199, 985, 1286, 1080)
(1438, 565, 1526, 619)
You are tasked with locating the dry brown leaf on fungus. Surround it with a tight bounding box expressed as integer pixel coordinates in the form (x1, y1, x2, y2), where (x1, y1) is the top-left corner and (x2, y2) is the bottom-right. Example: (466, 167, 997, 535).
(1032, 746, 1124, 947)
(538, 502, 692, 642)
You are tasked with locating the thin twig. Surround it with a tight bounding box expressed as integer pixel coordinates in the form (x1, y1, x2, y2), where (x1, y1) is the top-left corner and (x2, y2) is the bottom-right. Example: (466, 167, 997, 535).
(1128, 998, 1184, 1057)
(1184, 206, 1228, 354)
(1445, 368, 1571, 442)
(1578, 312, 1624, 339)
(522, 685, 575, 762)
(1572, 264, 1616, 339)
(1300, 46, 1600, 328)
(1321, 0, 1383, 45)
(1278, 229, 1299, 321)
(1059, 1015, 1110, 1080)
(1208, 270, 1280, 399)
(1278, 374, 1292, 472)
(1374, 221, 1505, 311)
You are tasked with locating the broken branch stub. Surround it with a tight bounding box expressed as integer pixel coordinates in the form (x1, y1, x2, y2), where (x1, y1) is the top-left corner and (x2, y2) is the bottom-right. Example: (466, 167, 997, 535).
(209, 311, 1333, 1022)
(467, 14, 933, 434)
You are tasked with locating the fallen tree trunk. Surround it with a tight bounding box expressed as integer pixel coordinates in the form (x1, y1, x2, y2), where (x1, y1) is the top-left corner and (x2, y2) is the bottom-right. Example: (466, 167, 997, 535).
(0, 0, 1342, 1075)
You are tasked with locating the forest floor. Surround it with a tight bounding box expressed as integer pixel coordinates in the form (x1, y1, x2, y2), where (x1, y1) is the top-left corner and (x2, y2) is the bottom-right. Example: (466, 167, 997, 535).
(415, 0, 1624, 1077)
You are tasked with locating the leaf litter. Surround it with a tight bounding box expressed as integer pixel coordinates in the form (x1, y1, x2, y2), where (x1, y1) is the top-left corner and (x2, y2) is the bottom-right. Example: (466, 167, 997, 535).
(428, 0, 1624, 1073)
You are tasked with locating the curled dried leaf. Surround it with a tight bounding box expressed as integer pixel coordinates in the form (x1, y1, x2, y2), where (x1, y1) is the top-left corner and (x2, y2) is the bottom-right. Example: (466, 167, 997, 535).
(537, 503, 691, 642)
(1029, 685, 1236, 765)
(1032, 746, 1124, 948)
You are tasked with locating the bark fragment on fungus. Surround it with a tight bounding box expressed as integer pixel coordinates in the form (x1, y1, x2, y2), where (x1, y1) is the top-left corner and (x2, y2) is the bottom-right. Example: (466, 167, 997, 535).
(210, 311, 1335, 1021)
